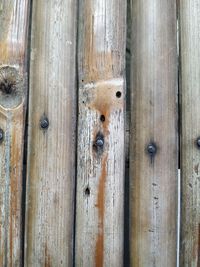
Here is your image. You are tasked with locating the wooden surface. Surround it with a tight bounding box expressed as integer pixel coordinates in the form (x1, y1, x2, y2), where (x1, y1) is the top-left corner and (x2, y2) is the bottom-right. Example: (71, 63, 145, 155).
(25, 0, 77, 266)
(0, 1, 30, 266)
(180, 1, 200, 266)
(129, 0, 178, 266)
(75, 0, 126, 266)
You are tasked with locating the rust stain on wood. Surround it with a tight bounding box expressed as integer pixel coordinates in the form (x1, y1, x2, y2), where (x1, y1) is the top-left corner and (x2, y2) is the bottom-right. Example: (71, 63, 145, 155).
(89, 81, 123, 138)
(95, 154, 108, 267)
(45, 243, 51, 267)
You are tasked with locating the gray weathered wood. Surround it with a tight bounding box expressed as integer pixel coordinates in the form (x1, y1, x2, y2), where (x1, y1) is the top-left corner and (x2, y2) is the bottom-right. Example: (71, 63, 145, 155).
(129, 0, 178, 266)
(25, 0, 77, 266)
(180, 1, 200, 266)
(75, 0, 126, 266)
(0, 1, 30, 265)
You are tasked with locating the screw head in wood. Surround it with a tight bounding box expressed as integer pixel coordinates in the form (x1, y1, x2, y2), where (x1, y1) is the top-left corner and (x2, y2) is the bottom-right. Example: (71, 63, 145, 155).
(40, 117, 49, 129)
(147, 143, 157, 155)
(0, 129, 4, 142)
(95, 137, 104, 148)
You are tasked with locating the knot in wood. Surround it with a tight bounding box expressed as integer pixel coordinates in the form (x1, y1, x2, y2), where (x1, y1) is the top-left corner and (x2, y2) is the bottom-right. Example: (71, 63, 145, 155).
(0, 66, 24, 108)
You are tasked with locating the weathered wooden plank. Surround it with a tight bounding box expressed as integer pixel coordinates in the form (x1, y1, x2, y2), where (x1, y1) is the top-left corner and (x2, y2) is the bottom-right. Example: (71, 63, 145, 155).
(0, 1, 30, 266)
(179, 1, 200, 266)
(75, 0, 126, 266)
(129, 0, 178, 266)
(25, 0, 77, 266)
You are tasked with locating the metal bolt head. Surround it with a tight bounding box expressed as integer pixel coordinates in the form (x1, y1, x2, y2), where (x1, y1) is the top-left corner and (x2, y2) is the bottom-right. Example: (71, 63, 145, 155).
(196, 137, 200, 148)
(95, 137, 104, 148)
(147, 143, 157, 155)
(0, 129, 4, 142)
(40, 117, 49, 129)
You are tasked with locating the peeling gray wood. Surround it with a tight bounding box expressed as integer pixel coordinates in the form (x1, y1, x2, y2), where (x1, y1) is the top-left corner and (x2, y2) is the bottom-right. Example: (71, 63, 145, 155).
(129, 0, 178, 266)
(180, 1, 200, 266)
(75, 0, 126, 266)
(0, 1, 30, 266)
(25, 0, 77, 266)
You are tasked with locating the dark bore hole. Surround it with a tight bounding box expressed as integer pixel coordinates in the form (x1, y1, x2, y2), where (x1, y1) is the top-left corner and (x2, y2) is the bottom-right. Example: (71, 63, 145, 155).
(100, 115, 105, 122)
(116, 91, 122, 98)
(85, 187, 90, 196)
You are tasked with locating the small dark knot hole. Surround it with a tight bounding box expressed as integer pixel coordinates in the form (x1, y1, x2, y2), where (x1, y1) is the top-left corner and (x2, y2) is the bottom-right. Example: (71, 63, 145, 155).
(85, 187, 90, 196)
(116, 91, 122, 98)
(100, 115, 105, 122)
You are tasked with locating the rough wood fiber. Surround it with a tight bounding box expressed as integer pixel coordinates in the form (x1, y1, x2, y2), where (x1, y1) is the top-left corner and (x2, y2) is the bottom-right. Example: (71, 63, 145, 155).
(25, 0, 77, 266)
(180, 1, 200, 266)
(129, 0, 178, 266)
(0, 1, 29, 266)
(75, 0, 126, 266)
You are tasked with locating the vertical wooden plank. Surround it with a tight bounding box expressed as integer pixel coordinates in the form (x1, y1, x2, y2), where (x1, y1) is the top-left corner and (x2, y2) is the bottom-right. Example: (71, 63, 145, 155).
(0, 1, 30, 266)
(180, 1, 200, 266)
(25, 0, 77, 266)
(75, 0, 126, 266)
(129, 0, 178, 266)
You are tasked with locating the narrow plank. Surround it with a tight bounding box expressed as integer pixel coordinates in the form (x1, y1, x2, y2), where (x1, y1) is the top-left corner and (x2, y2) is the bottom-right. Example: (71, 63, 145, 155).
(25, 0, 77, 266)
(129, 0, 178, 266)
(180, 1, 200, 266)
(0, 1, 30, 266)
(75, 0, 126, 266)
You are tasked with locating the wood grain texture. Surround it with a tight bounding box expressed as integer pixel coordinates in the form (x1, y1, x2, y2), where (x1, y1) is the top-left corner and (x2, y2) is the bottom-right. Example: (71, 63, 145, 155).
(129, 0, 178, 266)
(75, 0, 126, 266)
(0, 1, 30, 266)
(180, 1, 200, 266)
(25, 0, 77, 266)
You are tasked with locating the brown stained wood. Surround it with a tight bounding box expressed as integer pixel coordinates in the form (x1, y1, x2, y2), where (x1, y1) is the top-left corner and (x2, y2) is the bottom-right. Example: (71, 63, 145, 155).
(25, 0, 77, 266)
(75, 0, 126, 266)
(180, 1, 200, 266)
(0, 1, 30, 266)
(129, 0, 178, 266)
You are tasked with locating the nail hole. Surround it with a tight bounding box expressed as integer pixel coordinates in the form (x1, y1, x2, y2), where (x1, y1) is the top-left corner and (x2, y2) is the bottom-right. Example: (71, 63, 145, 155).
(85, 187, 90, 196)
(100, 115, 105, 122)
(116, 91, 122, 98)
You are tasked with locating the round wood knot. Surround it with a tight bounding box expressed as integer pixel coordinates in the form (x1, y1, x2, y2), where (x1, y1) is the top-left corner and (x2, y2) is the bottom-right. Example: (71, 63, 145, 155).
(0, 66, 25, 108)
